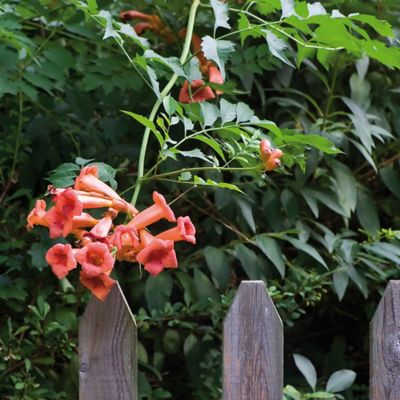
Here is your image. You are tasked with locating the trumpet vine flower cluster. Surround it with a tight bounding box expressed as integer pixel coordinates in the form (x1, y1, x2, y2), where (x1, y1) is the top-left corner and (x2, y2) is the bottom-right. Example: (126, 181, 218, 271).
(27, 166, 196, 301)
(260, 139, 283, 171)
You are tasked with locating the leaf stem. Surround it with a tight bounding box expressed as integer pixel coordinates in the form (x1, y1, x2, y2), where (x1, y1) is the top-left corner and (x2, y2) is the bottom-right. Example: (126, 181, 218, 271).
(130, 0, 201, 205)
(143, 165, 259, 181)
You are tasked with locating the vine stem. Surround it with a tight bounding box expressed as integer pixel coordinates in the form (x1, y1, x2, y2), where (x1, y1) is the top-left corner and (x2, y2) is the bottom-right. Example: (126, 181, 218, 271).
(130, 0, 201, 206)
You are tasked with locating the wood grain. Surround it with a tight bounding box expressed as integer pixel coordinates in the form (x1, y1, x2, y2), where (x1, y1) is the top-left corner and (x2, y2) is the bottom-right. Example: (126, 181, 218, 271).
(79, 283, 137, 400)
(370, 280, 400, 400)
(223, 280, 283, 400)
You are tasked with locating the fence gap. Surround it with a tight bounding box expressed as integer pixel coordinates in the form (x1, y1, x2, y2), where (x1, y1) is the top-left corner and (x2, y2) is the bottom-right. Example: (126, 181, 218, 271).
(79, 283, 137, 400)
(223, 280, 283, 400)
(370, 280, 400, 399)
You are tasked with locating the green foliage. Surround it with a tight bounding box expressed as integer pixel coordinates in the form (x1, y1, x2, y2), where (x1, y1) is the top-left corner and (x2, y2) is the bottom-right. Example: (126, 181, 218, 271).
(1, 0, 400, 398)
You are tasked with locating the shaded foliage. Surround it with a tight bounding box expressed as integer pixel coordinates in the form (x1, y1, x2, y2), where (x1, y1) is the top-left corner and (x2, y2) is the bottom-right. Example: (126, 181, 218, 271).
(1, 0, 400, 399)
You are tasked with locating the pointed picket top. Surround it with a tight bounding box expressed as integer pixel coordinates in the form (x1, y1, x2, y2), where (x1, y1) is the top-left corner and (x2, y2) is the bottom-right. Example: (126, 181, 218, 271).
(79, 283, 138, 400)
(223, 280, 283, 400)
(370, 280, 400, 400)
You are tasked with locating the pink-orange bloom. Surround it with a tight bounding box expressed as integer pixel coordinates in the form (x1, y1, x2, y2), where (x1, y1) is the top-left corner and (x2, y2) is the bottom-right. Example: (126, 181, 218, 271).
(260, 140, 283, 171)
(120, 10, 174, 43)
(75, 242, 115, 275)
(44, 208, 72, 238)
(128, 191, 175, 230)
(89, 214, 114, 239)
(54, 188, 83, 219)
(71, 213, 98, 229)
(45, 243, 77, 279)
(27, 200, 48, 230)
(156, 216, 196, 244)
(112, 225, 139, 250)
(80, 268, 116, 301)
(208, 65, 224, 94)
(136, 230, 177, 276)
(265, 149, 283, 171)
(179, 80, 216, 103)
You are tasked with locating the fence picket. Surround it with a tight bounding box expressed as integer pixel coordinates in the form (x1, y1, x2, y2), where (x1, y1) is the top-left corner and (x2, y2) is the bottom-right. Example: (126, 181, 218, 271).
(223, 280, 283, 400)
(79, 283, 137, 400)
(370, 280, 400, 400)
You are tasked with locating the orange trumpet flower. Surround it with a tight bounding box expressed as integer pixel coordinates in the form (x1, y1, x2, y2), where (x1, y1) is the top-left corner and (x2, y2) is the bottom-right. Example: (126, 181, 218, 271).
(156, 216, 196, 244)
(79, 268, 116, 301)
(179, 80, 216, 103)
(259, 139, 283, 171)
(120, 10, 174, 44)
(75, 242, 115, 275)
(128, 191, 175, 230)
(136, 230, 177, 276)
(45, 243, 78, 279)
(27, 200, 48, 230)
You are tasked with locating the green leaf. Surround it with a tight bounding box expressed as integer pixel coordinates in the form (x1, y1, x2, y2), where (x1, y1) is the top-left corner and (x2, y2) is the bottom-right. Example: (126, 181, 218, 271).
(144, 50, 185, 76)
(255, 235, 285, 278)
(284, 134, 340, 154)
(220, 99, 236, 124)
(98, 10, 119, 40)
(331, 160, 357, 217)
(264, 29, 294, 67)
(235, 197, 256, 232)
(122, 111, 164, 147)
(210, 0, 231, 30)
(180, 149, 212, 163)
(145, 274, 173, 311)
(87, 0, 98, 13)
(236, 102, 255, 123)
(284, 236, 328, 269)
(356, 188, 380, 234)
(201, 36, 235, 80)
(326, 370, 356, 393)
(293, 354, 317, 390)
(333, 270, 349, 301)
(192, 135, 225, 160)
(204, 246, 230, 289)
(119, 23, 149, 48)
(192, 176, 243, 193)
(200, 102, 220, 127)
(380, 166, 400, 198)
(163, 95, 178, 116)
(194, 269, 219, 302)
(234, 243, 265, 280)
(350, 14, 393, 37)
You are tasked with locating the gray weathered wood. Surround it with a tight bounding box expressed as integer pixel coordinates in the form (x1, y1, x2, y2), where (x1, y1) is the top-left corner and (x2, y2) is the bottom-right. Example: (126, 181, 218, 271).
(79, 283, 137, 400)
(370, 280, 400, 400)
(223, 280, 283, 400)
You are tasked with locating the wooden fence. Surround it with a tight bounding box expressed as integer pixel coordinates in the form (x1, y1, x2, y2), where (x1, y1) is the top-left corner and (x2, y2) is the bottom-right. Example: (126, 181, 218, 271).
(78, 280, 400, 399)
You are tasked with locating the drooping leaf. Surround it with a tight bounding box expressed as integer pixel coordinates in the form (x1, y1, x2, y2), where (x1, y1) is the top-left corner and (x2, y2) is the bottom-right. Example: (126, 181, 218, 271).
(210, 0, 231, 31)
(255, 235, 285, 277)
(264, 30, 294, 67)
(201, 36, 235, 80)
(204, 246, 230, 289)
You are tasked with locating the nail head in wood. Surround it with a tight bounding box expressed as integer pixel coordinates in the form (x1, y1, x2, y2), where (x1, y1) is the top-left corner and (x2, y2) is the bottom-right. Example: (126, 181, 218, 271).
(79, 283, 138, 400)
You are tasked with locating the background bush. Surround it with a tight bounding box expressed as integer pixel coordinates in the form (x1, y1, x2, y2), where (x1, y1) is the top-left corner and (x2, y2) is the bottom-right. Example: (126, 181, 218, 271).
(1, 0, 400, 399)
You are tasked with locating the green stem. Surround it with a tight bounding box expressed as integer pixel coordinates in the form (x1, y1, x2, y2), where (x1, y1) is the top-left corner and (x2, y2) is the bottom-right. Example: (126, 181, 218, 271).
(143, 165, 259, 181)
(130, 0, 201, 206)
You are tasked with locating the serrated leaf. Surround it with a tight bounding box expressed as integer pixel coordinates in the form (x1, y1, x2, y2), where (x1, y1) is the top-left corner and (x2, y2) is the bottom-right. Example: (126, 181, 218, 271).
(326, 370, 356, 393)
(234, 243, 265, 279)
(194, 269, 219, 302)
(119, 23, 149, 48)
(264, 30, 294, 67)
(200, 102, 220, 127)
(122, 110, 164, 146)
(236, 102, 255, 123)
(145, 274, 173, 311)
(220, 99, 236, 124)
(210, 0, 231, 30)
(180, 149, 212, 163)
(201, 36, 234, 80)
(293, 354, 317, 390)
(235, 197, 256, 232)
(192, 135, 225, 160)
(98, 10, 119, 40)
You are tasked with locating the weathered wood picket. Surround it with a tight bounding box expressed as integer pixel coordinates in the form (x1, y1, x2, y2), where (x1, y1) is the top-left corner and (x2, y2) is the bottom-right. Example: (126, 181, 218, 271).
(79, 280, 400, 399)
